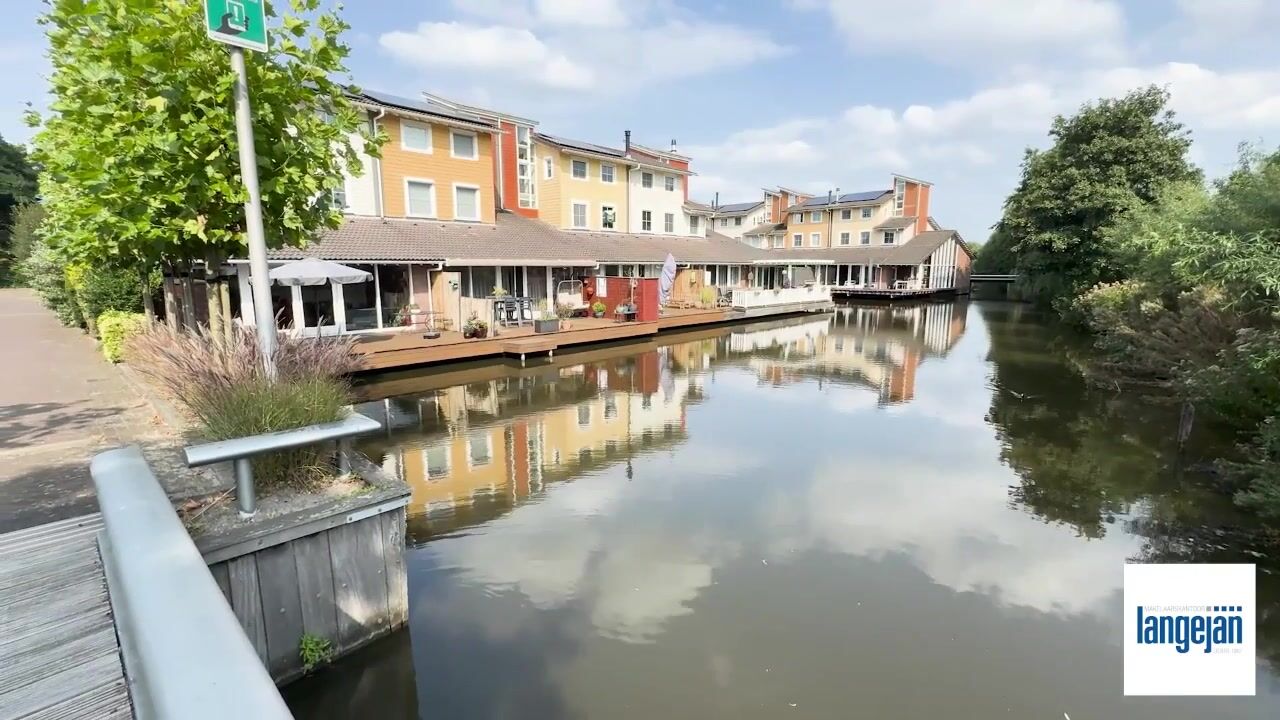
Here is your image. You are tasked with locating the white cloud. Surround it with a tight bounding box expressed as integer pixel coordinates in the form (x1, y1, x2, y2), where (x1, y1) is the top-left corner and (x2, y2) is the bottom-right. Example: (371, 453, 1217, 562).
(799, 0, 1126, 66)
(379, 22, 595, 90)
(379, 11, 787, 97)
(688, 61, 1280, 241)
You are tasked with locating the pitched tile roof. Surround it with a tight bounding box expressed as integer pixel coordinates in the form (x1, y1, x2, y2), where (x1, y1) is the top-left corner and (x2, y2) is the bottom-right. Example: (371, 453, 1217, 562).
(351, 90, 496, 129)
(711, 201, 764, 215)
(743, 222, 786, 236)
(873, 216, 918, 230)
(266, 216, 966, 268)
(769, 231, 958, 265)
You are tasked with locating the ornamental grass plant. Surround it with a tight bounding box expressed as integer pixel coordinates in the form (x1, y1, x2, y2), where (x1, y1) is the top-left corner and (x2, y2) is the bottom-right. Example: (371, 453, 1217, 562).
(126, 324, 362, 492)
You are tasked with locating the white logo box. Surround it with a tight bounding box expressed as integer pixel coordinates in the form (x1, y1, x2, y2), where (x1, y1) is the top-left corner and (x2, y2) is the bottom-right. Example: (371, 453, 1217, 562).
(1124, 563, 1255, 696)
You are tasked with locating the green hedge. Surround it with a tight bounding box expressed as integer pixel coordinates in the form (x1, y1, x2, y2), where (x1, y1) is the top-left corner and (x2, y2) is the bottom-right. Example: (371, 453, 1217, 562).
(97, 310, 146, 363)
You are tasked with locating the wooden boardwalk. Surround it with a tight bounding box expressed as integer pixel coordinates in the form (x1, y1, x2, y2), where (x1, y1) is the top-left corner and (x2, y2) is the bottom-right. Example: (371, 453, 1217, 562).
(0, 514, 132, 720)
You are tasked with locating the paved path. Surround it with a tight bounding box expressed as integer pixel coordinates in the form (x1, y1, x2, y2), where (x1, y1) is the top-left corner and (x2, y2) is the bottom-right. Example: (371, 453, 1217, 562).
(0, 289, 166, 533)
(0, 514, 132, 719)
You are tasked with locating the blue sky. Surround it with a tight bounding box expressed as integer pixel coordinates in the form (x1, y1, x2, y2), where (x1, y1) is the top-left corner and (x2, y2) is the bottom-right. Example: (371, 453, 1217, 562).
(4, 1, 1280, 243)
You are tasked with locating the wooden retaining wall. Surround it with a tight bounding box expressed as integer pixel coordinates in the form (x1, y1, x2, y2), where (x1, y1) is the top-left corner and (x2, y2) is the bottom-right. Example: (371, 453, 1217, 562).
(207, 506, 408, 684)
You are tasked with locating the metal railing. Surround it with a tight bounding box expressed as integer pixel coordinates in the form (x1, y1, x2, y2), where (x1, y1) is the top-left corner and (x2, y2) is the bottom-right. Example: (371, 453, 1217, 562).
(91, 447, 293, 720)
(184, 412, 382, 516)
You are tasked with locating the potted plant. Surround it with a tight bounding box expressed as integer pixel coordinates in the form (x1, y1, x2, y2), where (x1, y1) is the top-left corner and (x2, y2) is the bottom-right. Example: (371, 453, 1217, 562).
(534, 301, 559, 334)
(491, 286, 508, 298)
(591, 300, 606, 318)
(463, 314, 489, 339)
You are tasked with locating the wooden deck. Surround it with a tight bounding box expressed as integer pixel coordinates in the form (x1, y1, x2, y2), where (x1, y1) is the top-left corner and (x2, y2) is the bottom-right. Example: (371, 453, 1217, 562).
(0, 514, 132, 720)
(829, 285, 952, 297)
(352, 305, 826, 372)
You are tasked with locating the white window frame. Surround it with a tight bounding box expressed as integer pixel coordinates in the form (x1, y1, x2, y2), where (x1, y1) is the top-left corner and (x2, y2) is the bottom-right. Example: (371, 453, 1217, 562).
(452, 183, 481, 222)
(601, 204, 616, 230)
(422, 445, 451, 480)
(544, 156, 554, 179)
(772, 236, 783, 249)
(862, 207, 874, 219)
(403, 177, 437, 219)
(790, 212, 801, 223)
(642, 172, 653, 188)
(839, 231, 850, 246)
(600, 162, 615, 183)
(841, 209, 851, 220)
(664, 175, 676, 192)
(449, 129, 479, 160)
(860, 231, 871, 245)
(400, 119, 433, 154)
(642, 210, 652, 231)
(664, 212, 674, 233)
(809, 210, 821, 222)
(466, 433, 493, 468)
(792, 233, 802, 247)
(571, 159, 588, 180)
(719, 218, 728, 227)
(689, 215, 699, 234)
(883, 230, 897, 244)
(810, 232, 821, 247)
(571, 200, 589, 229)
(734, 216, 742, 226)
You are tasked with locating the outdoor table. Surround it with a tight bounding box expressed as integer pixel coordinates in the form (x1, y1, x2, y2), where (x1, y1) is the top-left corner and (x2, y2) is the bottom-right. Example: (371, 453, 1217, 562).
(489, 296, 533, 329)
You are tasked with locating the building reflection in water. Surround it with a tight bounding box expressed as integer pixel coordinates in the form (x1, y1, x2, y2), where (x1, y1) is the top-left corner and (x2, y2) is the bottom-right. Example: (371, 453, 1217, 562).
(352, 300, 966, 538)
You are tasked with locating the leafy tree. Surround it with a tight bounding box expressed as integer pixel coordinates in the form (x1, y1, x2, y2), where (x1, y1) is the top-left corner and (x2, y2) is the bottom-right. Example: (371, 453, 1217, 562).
(1000, 86, 1199, 307)
(0, 135, 39, 284)
(28, 0, 380, 326)
(8, 203, 44, 280)
(972, 224, 1017, 275)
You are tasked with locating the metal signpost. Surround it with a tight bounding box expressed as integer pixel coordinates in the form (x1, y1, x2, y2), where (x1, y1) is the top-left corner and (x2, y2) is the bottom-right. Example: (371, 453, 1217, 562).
(203, 0, 277, 376)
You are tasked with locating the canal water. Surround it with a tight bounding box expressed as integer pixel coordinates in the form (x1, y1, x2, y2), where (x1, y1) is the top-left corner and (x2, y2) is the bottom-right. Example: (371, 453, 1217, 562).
(285, 300, 1280, 719)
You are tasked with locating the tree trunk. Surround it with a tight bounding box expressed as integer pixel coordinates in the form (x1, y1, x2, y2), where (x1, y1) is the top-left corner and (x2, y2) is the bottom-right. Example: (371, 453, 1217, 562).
(179, 262, 196, 330)
(163, 264, 179, 331)
(205, 258, 224, 345)
(219, 277, 234, 345)
(141, 268, 155, 322)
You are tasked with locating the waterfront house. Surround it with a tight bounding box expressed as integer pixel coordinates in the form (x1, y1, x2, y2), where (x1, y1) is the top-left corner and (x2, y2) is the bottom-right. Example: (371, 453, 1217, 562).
(219, 87, 969, 367)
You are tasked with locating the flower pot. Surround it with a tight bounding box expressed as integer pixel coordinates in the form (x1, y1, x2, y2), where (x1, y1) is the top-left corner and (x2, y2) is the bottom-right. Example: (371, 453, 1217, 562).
(594, 311, 605, 318)
(474, 328, 488, 339)
(534, 318, 559, 334)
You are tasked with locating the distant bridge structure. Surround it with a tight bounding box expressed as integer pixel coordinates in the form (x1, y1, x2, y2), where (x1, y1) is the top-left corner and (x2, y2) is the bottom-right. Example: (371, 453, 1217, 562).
(969, 274, 1018, 283)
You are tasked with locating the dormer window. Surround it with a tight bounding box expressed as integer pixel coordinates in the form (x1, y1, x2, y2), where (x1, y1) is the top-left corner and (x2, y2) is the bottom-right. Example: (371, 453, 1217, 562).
(884, 230, 896, 244)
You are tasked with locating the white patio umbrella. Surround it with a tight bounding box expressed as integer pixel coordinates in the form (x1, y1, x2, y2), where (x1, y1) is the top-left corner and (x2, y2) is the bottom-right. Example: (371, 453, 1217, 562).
(268, 258, 372, 286)
(659, 253, 677, 307)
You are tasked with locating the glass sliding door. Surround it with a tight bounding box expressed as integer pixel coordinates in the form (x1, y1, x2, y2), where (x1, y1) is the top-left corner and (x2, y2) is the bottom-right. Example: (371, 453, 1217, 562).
(343, 263, 378, 331)
(377, 265, 411, 327)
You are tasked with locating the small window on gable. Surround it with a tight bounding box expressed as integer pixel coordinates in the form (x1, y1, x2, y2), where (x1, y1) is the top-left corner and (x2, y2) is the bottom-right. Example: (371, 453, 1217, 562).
(884, 230, 896, 244)
(450, 130, 477, 160)
(401, 120, 432, 153)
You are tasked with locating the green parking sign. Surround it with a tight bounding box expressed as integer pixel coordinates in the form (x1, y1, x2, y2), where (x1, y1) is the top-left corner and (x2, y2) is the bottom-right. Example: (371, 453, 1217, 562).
(204, 0, 268, 52)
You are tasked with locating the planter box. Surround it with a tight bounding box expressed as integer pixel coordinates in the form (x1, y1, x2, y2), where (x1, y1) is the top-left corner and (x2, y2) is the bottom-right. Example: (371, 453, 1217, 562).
(198, 455, 410, 685)
(534, 318, 560, 334)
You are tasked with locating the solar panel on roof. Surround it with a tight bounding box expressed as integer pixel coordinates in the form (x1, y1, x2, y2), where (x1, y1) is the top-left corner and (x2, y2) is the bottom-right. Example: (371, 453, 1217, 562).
(839, 190, 888, 203)
(539, 133, 624, 157)
(360, 90, 490, 124)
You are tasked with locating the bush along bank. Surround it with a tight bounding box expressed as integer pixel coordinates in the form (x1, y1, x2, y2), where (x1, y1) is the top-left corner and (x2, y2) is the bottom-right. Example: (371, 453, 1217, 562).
(990, 84, 1280, 534)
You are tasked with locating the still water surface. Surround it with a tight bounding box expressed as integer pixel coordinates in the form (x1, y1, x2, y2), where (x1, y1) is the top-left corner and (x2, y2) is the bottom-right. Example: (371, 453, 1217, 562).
(286, 301, 1280, 719)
